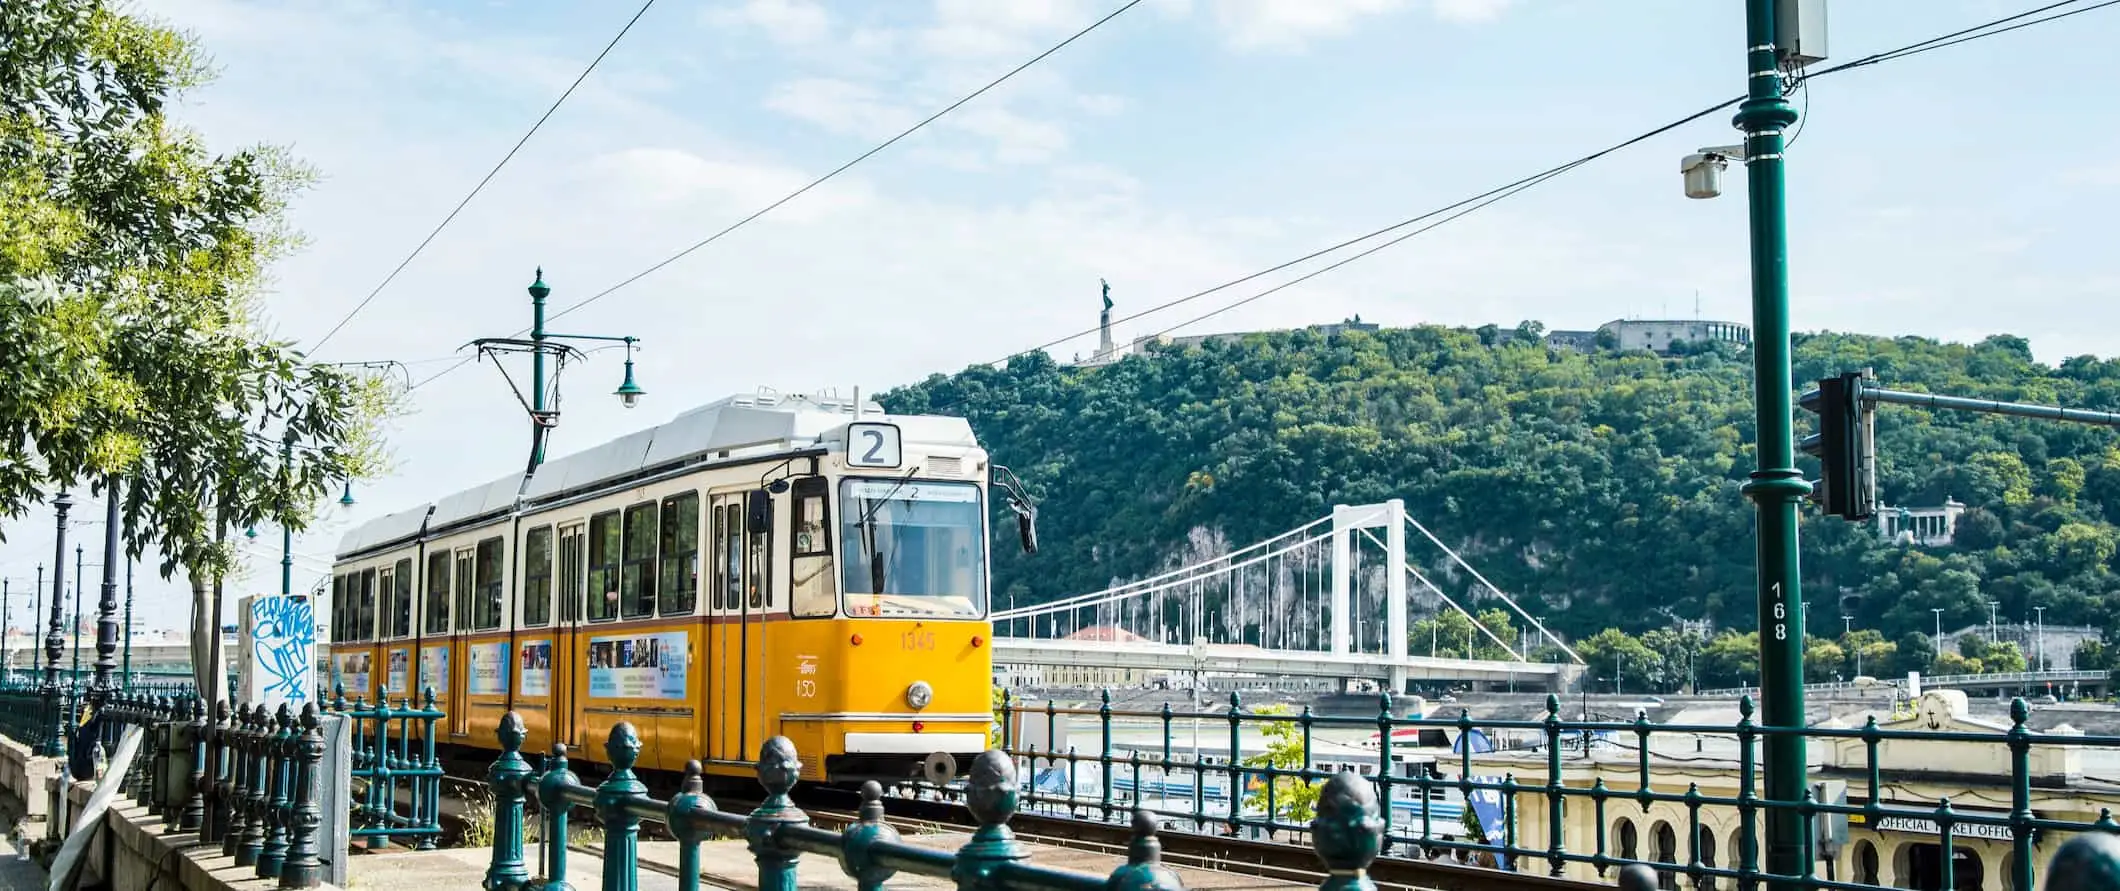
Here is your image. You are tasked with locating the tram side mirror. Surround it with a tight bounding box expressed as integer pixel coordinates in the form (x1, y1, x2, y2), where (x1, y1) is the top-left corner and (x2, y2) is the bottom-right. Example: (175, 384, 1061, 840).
(1016, 508, 1038, 555)
(747, 488, 772, 534)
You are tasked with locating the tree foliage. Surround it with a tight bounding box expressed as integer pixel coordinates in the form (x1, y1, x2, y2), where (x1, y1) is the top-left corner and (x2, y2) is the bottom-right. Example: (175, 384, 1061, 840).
(1, 0, 392, 576)
(887, 322, 2120, 688)
(1240, 703, 1320, 822)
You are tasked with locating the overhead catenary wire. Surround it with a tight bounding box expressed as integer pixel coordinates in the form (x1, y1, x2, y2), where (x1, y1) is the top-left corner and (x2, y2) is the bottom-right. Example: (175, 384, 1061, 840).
(409, 0, 1145, 392)
(973, 0, 2120, 370)
(308, 0, 664, 354)
(416, 0, 2106, 396)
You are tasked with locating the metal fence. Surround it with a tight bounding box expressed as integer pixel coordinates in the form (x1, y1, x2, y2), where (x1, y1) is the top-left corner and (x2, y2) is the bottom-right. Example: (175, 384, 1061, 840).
(95, 692, 330, 888)
(328, 684, 445, 849)
(996, 690, 2120, 891)
(480, 715, 2120, 891)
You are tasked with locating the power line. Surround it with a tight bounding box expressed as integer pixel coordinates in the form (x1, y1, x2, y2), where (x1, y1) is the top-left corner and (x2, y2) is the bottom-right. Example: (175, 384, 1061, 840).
(970, 0, 2117, 367)
(411, 0, 1144, 392)
(308, 0, 663, 354)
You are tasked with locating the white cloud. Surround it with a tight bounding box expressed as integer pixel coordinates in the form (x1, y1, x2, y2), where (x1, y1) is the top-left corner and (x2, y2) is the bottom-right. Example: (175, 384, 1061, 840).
(1212, 0, 1411, 52)
(706, 0, 834, 45)
(1431, 0, 1514, 24)
(764, 78, 915, 139)
(577, 147, 874, 221)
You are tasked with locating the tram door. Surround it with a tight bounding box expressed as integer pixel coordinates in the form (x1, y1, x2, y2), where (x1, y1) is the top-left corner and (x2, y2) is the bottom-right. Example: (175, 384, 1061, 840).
(552, 523, 587, 748)
(708, 495, 749, 762)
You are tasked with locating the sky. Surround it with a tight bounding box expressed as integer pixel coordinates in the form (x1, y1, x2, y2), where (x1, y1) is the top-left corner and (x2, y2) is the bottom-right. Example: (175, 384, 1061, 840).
(2, 0, 2117, 633)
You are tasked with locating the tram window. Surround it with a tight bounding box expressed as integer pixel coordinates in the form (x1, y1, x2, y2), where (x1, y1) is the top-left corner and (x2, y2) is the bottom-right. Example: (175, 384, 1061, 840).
(391, 559, 413, 638)
(709, 506, 725, 611)
(792, 478, 830, 557)
(523, 526, 553, 627)
(330, 575, 344, 643)
(454, 551, 474, 632)
(358, 569, 377, 642)
(474, 537, 505, 630)
(748, 502, 771, 609)
(587, 511, 620, 621)
(620, 503, 658, 619)
(657, 493, 699, 616)
(722, 503, 743, 611)
(425, 552, 451, 634)
(379, 567, 395, 639)
(557, 525, 585, 622)
(790, 477, 834, 618)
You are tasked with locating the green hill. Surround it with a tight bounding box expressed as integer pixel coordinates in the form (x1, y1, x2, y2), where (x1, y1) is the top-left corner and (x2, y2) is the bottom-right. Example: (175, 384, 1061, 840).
(883, 325, 2120, 690)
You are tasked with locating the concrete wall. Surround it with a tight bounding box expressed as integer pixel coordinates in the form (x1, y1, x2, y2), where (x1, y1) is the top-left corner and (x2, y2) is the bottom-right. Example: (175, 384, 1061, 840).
(0, 734, 58, 819)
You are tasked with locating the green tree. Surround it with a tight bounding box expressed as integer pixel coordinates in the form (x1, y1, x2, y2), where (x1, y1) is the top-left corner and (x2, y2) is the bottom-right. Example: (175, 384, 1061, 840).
(1241, 704, 1320, 822)
(3, 1, 395, 693)
(1578, 629, 1661, 693)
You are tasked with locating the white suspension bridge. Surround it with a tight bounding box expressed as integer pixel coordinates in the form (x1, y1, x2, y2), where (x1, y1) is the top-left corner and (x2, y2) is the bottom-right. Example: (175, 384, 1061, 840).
(991, 500, 1589, 693)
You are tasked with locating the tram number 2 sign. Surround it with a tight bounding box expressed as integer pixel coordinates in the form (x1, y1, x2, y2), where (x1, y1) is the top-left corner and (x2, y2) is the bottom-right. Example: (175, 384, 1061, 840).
(846, 422, 903, 468)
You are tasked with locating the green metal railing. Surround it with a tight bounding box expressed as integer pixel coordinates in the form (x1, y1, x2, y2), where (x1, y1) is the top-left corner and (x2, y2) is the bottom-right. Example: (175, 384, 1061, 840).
(479, 714, 2120, 891)
(328, 684, 445, 849)
(997, 690, 2120, 890)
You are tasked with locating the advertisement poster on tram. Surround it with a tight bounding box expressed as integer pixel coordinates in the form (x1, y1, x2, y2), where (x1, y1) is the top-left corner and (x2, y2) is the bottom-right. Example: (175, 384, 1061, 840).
(333, 652, 371, 698)
(468, 641, 509, 695)
(419, 646, 449, 698)
(385, 648, 410, 695)
(519, 641, 552, 697)
(587, 631, 688, 700)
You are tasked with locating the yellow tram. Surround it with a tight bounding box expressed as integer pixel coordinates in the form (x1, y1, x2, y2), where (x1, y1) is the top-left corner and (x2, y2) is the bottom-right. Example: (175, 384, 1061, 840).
(325, 389, 1034, 784)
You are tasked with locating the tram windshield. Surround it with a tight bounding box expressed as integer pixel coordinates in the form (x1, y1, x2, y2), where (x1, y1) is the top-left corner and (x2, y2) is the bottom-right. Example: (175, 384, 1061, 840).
(840, 478, 986, 618)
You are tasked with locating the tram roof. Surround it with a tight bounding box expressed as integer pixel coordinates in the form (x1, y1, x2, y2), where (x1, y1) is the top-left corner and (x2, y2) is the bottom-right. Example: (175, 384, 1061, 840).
(335, 388, 978, 558)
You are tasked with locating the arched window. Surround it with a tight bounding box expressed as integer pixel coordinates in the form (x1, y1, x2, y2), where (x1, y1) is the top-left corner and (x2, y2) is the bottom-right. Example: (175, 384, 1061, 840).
(1853, 840, 1879, 886)
(1652, 821, 1679, 891)
(1696, 826, 1719, 890)
(1616, 818, 1639, 862)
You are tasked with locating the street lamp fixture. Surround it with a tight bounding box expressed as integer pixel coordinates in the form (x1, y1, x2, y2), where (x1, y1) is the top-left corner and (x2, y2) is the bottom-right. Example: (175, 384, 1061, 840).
(339, 481, 357, 507)
(614, 338, 645, 409)
(1680, 144, 1748, 199)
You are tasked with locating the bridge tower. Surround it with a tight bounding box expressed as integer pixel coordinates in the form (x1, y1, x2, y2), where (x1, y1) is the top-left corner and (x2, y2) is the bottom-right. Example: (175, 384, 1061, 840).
(1330, 499, 1407, 693)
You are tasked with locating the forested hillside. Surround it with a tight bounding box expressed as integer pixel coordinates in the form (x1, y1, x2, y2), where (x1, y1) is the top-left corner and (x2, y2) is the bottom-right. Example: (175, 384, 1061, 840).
(883, 325, 2120, 690)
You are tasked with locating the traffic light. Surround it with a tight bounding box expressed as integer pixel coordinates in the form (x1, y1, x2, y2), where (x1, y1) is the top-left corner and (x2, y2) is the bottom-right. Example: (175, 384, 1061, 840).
(1798, 372, 1876, 521)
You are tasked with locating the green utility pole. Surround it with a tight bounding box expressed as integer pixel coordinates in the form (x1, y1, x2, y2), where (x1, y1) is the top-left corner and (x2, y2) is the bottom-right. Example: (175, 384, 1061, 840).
(478, 269, 644, 479)
(1734, 0, 1809, 884)
(529, 269, 551, 470)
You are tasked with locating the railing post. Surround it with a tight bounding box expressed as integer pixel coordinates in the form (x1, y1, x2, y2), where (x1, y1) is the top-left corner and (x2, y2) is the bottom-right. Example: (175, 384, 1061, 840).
(838, 781, 900, 891)
(1106, 810, 1183, 891)
(596, 723, 648, 891)
(485, 712, 532, 891)
(209, 701, 234, 844)
(748, 737, 809, 891)
(182, 696, 206, 831)
(224, 704, 253, 858)
(417, 687, 441, 851)
(2007, 698, 2035, 891)
(238, 704, 270, 866)
(1617, 863, 1659, 891)
(258, 703, 294, 878)
(1311, 772, 1381, 891)
(2047, 832, 2120, 890)
(279, 704, 325, 890)
(670, 761, 723, 891)
(952, 750, 1027, 891)
(536, 744, 578, 891)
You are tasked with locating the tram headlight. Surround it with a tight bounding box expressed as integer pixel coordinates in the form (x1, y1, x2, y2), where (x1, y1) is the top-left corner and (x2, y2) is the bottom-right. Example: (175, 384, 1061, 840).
(905, 680, 934, 710)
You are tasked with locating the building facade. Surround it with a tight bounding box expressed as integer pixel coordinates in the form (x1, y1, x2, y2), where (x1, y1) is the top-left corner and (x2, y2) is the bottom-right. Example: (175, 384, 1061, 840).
(1464, 691, 2116, 891)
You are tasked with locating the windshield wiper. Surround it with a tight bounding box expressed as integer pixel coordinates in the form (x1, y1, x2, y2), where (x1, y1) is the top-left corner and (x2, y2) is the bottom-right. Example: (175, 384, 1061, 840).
(855, 465, 921, 525)
(857, 465, 920, 594)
